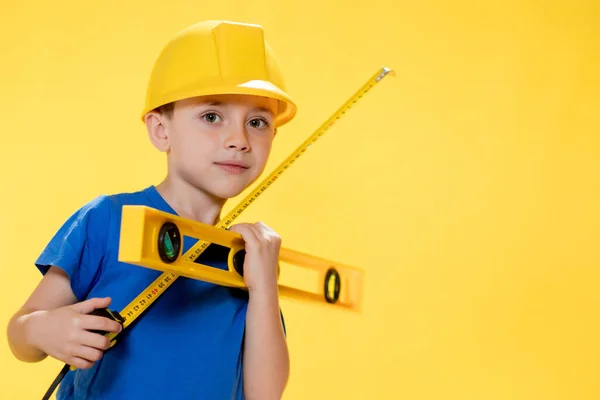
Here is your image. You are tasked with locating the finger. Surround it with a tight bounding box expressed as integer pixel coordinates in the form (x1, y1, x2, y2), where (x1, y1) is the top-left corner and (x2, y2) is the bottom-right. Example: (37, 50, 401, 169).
(68, 356, 94, 370)
(79, 314, 122, 334)
(79, 330, 112, 351)
(74, 345, 104, 363)
(254, 221, 276, 239)
(229, 223, 260, 245)
(71, 297, 112, 314)
(254, 221, 274, 233)
(253, 222, 281, 246)
(227, 223, 250, 234)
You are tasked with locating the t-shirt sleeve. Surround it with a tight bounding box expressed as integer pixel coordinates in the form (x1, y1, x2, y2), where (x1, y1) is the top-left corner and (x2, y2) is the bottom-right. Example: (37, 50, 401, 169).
(35, 195, 112, 301)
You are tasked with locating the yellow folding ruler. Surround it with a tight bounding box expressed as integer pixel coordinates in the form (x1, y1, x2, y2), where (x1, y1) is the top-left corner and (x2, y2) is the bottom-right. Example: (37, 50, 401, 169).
(108, 65, 394, 337)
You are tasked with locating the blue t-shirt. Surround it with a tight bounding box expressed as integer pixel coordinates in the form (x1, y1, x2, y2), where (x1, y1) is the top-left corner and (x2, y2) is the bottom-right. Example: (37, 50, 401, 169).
(35, 186, 281, 399)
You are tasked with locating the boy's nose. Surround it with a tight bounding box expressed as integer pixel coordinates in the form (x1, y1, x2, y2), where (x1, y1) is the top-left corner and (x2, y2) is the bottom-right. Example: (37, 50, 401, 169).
(224, 127, 250, 152)
(227, 142, 249, 151)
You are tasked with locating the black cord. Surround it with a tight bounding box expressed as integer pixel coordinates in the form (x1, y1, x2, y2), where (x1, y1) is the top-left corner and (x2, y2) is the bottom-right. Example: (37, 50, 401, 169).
(41, 363, 69, 400)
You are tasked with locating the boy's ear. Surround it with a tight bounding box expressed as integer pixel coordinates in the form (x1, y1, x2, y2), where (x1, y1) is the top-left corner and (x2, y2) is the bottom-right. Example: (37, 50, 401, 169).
(145, 111, 170, 152)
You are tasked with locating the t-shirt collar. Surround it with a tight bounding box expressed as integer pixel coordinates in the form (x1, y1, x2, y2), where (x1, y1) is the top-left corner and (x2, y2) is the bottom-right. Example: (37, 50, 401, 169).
(142, 185, 179, 216)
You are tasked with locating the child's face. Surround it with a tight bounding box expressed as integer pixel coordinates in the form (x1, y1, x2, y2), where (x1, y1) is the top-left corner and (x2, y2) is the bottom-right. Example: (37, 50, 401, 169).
(148, 94, 279, 200)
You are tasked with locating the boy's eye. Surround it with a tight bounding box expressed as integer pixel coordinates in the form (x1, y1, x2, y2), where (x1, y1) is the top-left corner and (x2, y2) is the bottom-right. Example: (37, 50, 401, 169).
(248, 118, 268, 129)
(202, 112, 221, 123)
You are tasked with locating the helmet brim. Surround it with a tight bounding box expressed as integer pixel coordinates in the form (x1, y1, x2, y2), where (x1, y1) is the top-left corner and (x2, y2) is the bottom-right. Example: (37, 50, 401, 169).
(141, 79, 297, 127)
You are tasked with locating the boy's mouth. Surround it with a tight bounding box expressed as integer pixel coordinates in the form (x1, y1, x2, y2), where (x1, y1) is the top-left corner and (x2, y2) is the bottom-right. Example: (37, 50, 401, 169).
(214, 160, 250, 174)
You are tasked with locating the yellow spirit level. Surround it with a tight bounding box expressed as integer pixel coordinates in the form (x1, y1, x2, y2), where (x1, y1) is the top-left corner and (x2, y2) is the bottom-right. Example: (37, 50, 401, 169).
(118, 205, 364, 310)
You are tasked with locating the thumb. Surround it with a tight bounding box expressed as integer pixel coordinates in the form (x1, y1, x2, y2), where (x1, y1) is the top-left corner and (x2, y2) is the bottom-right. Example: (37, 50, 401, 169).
(71, 297, 112, 314)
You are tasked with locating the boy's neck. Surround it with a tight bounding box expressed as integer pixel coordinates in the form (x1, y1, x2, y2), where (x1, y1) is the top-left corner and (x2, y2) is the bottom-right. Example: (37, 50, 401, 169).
(154, 175, 225, 225)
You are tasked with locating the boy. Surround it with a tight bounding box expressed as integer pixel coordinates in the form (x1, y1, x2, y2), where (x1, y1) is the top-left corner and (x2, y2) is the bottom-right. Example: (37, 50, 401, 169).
(7, 20, 296, 400)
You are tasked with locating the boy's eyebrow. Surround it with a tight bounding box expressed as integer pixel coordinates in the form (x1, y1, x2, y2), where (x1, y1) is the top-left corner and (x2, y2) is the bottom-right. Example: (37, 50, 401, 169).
(252, 106, 274, 114)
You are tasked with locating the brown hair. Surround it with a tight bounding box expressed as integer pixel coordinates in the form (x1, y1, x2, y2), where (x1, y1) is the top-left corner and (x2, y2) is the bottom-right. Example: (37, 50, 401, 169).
(155, 102, 175, 118)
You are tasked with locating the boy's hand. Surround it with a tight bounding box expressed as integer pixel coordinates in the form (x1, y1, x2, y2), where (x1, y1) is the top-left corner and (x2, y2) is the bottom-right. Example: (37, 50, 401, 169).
(228, 222, 281, 293)
(24, 297, 122, 369)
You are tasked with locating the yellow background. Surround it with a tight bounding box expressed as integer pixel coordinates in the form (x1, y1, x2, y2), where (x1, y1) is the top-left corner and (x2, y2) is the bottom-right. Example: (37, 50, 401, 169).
(1, 1, 599, 399)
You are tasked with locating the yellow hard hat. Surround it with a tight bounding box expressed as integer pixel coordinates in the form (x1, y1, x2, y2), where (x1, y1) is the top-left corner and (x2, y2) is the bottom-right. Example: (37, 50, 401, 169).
(141, 20, 297, 127)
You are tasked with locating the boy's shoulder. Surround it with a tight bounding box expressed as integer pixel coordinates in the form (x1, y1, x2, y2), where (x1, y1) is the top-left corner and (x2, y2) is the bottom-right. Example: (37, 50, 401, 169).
(35, 186, 172, 300)
(60, 184, 173, 255)
(69, 185, 171, 226)
(87, 185, 165, 212)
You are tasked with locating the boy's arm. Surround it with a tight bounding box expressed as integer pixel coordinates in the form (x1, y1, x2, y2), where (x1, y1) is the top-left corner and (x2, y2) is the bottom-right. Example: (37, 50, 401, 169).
(7, 266, 78, 362)
(228, 222, 289, 400)
(7, 195, 121, 368)
(243, 286, 289, 400)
